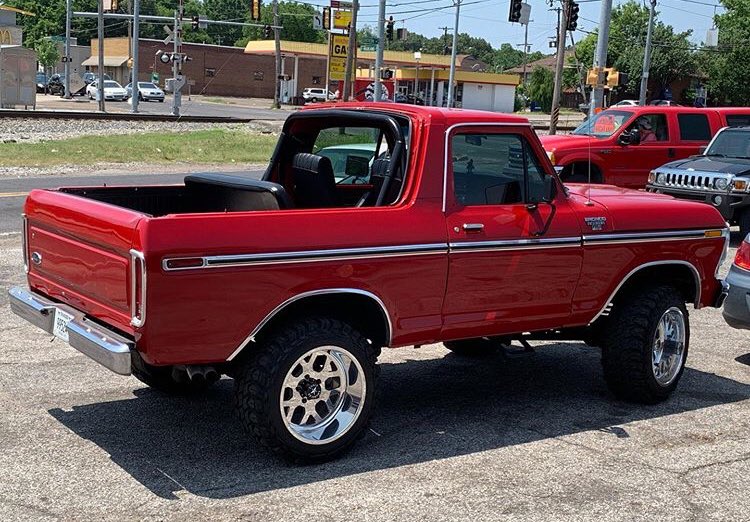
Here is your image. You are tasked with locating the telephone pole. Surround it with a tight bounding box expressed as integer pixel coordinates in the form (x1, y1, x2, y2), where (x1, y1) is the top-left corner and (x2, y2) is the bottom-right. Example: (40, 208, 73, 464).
(273, 0, 281, 108)
(589, 0, 613, 118)
(439, 26, 451, 54)
(97, 0, 105, 112)
(447, 0, 461, 108)
(518, 20, 531, 86)
(343, 0, 359, 100)
(374, 0, 386, 101)
(639, 0, 657, 105)
(550, 5, 566, 134)
(64, 0, 72, 98)
(131, 0, 140, 113)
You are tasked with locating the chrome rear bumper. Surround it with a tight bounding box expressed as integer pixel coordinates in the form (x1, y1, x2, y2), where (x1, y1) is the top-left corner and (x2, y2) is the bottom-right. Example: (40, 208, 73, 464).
(9, 287, 133, 375)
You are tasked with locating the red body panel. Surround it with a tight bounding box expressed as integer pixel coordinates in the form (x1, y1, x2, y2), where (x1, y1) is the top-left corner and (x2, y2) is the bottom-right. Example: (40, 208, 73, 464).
(22, 104, 728, 367)
(540, 106, 750, 188)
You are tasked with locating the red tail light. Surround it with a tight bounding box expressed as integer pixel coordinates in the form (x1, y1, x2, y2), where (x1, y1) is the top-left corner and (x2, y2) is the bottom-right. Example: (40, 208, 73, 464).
(735, 239, 750, 271)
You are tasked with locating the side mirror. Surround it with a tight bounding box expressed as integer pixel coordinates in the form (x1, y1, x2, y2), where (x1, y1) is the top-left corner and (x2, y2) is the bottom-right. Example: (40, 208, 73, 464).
(618, 131, 631, 146)
(527, 176, 556, 207)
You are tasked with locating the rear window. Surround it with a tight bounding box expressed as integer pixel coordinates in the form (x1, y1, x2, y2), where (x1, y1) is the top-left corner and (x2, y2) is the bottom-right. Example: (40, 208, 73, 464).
(678, 113, 711, 141)
(726, 114, 750, 127)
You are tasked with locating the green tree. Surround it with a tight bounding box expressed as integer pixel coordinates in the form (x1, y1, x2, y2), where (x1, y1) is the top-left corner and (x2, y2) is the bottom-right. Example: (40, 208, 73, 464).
(238, 1, 324, 47)
(35, 38, 60, 71)
(527, 66, 554, 112)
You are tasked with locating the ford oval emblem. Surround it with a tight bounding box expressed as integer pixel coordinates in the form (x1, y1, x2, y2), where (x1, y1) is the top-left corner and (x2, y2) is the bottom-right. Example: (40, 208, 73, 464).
(30, 252, 42, 265)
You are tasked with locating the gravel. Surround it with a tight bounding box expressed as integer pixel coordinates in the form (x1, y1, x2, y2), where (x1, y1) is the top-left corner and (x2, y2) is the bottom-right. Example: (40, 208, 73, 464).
(0, 118, 283, 144)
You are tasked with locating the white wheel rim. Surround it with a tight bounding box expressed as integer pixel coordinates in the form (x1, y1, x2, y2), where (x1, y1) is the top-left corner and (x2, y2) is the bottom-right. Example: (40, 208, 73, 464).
(279, 346, 366, 445)
(652, 306, 686, 386)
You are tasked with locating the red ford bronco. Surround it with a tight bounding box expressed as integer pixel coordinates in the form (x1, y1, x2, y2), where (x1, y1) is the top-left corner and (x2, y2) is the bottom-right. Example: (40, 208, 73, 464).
(10, 104, 729, 461)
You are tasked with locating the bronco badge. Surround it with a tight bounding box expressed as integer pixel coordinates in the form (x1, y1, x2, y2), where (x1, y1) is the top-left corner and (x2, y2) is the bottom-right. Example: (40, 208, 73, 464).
(584, 217, 607, 231)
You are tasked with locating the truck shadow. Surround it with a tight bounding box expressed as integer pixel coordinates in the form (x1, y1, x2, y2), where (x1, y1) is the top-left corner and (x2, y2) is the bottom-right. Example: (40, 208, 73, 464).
(49, 342, 750, 500)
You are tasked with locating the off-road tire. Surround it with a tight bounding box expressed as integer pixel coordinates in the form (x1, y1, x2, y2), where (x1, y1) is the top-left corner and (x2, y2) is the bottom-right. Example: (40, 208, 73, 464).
(234, 317, 380, 462)
(601, 286, 689, 404)
(131, 351, 214, 396)
(443, 338, 498, 357)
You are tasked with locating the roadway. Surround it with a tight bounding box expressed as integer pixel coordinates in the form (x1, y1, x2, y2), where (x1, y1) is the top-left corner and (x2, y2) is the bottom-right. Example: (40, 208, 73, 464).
(0, 170, 264, 235)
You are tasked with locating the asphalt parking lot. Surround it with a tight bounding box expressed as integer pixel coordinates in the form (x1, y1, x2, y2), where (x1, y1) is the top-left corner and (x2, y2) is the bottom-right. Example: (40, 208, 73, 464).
(1, 222, 749, 521)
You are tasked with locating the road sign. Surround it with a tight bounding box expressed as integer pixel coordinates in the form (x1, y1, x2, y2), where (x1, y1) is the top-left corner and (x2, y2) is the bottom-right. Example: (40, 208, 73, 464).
(163, 25, 174, 45)
(360, 44, 376, 52)
(151, 72, 160, 84)
(329, 34, 349, 81)
(334, 9, 352, 29)
(313, 11, 323, 30)
(331, 1, 353, 8)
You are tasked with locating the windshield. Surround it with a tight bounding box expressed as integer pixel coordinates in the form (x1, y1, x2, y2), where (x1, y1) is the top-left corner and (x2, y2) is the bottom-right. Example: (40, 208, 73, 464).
(572, 110, 633, 138)
(139, 82, 157, 89)
(104, 81, 120, 88)
(706, 129, 750, 159)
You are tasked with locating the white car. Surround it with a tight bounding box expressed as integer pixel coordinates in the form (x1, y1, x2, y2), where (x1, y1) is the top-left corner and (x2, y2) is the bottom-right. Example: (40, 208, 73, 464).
(86, 80, 128, 101)
(125, 82, 165, 102)
(611, 99, 638, 107)
(302, 88, 334, 103)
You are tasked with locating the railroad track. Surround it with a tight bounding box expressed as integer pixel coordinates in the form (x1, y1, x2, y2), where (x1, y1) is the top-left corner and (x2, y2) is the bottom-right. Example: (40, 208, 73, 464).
(0, 109, 267, 123)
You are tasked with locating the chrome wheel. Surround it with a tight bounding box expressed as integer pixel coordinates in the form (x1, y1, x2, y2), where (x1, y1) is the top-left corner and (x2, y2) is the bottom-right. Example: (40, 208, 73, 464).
(652, 306, 686, 386)
(279, 346, 366, 445)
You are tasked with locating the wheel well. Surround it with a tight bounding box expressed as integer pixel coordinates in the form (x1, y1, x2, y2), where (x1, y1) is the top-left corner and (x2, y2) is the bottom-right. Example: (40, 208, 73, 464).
(251, 292, 391, 349)
(561, 162, 603, 183)
(610, 263, 700, 311)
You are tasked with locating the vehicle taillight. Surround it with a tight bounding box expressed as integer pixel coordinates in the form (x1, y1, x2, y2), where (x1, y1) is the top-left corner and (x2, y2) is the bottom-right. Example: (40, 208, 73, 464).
(734, 238, 750, 271)
(129, 250, 147, 327)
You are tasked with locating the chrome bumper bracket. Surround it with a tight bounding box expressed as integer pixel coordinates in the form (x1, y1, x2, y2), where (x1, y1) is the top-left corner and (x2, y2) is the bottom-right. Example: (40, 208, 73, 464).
(8, 287, 133, 375)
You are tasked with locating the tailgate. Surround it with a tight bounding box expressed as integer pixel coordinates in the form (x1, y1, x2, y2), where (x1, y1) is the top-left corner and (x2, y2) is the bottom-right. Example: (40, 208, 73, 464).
(24, 189, 144, 334)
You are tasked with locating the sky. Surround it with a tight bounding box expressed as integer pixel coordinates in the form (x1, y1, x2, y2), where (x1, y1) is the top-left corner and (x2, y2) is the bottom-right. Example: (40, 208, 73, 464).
(303, 0, 723, 54)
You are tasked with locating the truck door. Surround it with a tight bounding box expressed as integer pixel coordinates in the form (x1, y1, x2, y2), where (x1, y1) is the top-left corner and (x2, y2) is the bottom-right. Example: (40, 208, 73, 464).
(610, 112, 672, 187)
(441, 126, 583, 340)
(670, 111, 715, 160)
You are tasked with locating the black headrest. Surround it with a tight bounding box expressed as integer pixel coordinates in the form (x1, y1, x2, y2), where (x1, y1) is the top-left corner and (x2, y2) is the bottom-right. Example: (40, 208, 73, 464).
(184, 173, 293, 209)
(292, 153, 334, 176)
(370, 158, 391, 181)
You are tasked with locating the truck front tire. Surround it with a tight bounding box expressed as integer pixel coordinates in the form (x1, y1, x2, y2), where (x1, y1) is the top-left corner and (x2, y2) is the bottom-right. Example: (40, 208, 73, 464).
(234, 317, 379, 462)
(601, 286, 689, 404)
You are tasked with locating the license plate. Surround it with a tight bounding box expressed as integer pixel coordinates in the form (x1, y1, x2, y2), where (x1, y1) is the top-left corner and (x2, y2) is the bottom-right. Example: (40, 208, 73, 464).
(52, 308, 75, 343)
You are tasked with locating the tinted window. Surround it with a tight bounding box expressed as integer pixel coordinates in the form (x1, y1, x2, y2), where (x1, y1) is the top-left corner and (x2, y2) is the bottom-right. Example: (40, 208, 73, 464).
(572, 110, 632, 137)
(452, 133, 544, 206)
(726, 114, 750, 127)
(678, 113, 711, 141)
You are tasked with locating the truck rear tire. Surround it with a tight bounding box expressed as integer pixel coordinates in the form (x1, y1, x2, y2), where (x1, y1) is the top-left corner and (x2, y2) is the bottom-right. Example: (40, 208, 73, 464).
(443, 338, 498, 357)
(234, 317, 379, 462)
(131, 352, 215, 395)
(601, 286, 689, 404)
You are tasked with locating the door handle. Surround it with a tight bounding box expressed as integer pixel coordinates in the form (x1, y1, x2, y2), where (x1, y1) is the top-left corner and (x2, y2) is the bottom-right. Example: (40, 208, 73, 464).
(462, 223, 484, 232)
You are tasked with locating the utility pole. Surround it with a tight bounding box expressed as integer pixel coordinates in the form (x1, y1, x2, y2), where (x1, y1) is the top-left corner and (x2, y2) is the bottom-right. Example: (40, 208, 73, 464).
(273, 0, 281, 108)
(589, 0, 613, 118)
(172, 10, 180, 116)
(518, 20, 531, 86)
(374, 0, 386, 101)
(447, 0, 461, 108)
(97, 0, 105, 112)
(131, 0, 140, 113)
(639, 0, 657, 106)
(64, 0, 72, 99)
(550, 4, 566, 134)
(439, 26, 451, 54)
(343, 0, 359, 100)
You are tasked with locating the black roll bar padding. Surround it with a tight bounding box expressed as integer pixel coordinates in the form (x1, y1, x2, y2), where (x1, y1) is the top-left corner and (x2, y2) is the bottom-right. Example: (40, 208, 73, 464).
(265, 109, 407, 207)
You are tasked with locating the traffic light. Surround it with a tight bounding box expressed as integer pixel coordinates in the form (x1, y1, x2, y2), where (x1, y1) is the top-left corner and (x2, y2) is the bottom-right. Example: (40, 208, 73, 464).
(263, 24, 272, 38)
(566, 0, 579, 31)
(509, 0, 523, 23)
(322, 7, 331, 30)
(250, 0, 262, 22)
(191, 15, 199, 30)
(386, 16, 394, 41)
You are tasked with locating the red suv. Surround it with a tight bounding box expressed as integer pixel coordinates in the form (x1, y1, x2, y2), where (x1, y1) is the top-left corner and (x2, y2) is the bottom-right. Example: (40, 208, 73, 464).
(541, 107, 750, 188)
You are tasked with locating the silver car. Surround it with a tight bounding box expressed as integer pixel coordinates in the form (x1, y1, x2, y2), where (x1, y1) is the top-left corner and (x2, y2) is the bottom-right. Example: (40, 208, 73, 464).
(126, 82, 165, 102)
(723, 234, 750, 329)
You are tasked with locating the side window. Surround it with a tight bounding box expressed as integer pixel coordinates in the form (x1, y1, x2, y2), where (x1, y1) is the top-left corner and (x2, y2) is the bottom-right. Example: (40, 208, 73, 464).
(678, 113, 711, 141)
(312, 127, 384, 185)
(726, 114, 750, 127)
(452, 133, 546, 206)
(627, 114, 669, 142)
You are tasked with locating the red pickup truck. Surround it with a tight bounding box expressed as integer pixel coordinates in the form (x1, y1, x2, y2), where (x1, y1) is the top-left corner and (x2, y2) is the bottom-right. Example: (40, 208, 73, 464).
(10, 104, 729, 461)
(541, 106, 750, 188)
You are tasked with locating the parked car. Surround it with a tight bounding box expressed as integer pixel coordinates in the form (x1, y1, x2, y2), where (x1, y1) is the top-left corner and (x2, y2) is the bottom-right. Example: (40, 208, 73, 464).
(302, 87, 333, 103)
(612, 99, 638, 107)
(646, 126, 750, 235)
(650, 99, 681, 106)
(86, 80, 128, 101)
(10, 103, 730, 462)
(48, 74, 87, 96)
(125, 82, 165, 102)
(82, 72, 111, 85)
(722, 234, 750, 330)
(36, 72, 48, 93)
(541, 106, 750, 188)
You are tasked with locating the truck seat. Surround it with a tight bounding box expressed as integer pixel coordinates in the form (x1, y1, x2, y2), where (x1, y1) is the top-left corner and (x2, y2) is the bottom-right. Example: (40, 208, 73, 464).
(184, 173, 293, 212)
(291, 153, 338, 208)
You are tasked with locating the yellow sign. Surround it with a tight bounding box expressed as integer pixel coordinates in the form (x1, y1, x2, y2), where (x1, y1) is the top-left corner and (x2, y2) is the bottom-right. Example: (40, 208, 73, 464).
(333, 9, 352, 29)
(329, 34, 349, 81)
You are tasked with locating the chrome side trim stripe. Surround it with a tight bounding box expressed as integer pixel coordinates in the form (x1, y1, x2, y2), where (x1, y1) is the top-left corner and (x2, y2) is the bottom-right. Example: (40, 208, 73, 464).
(449, 236, 581, 252)
(583, 229, 716, 246)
